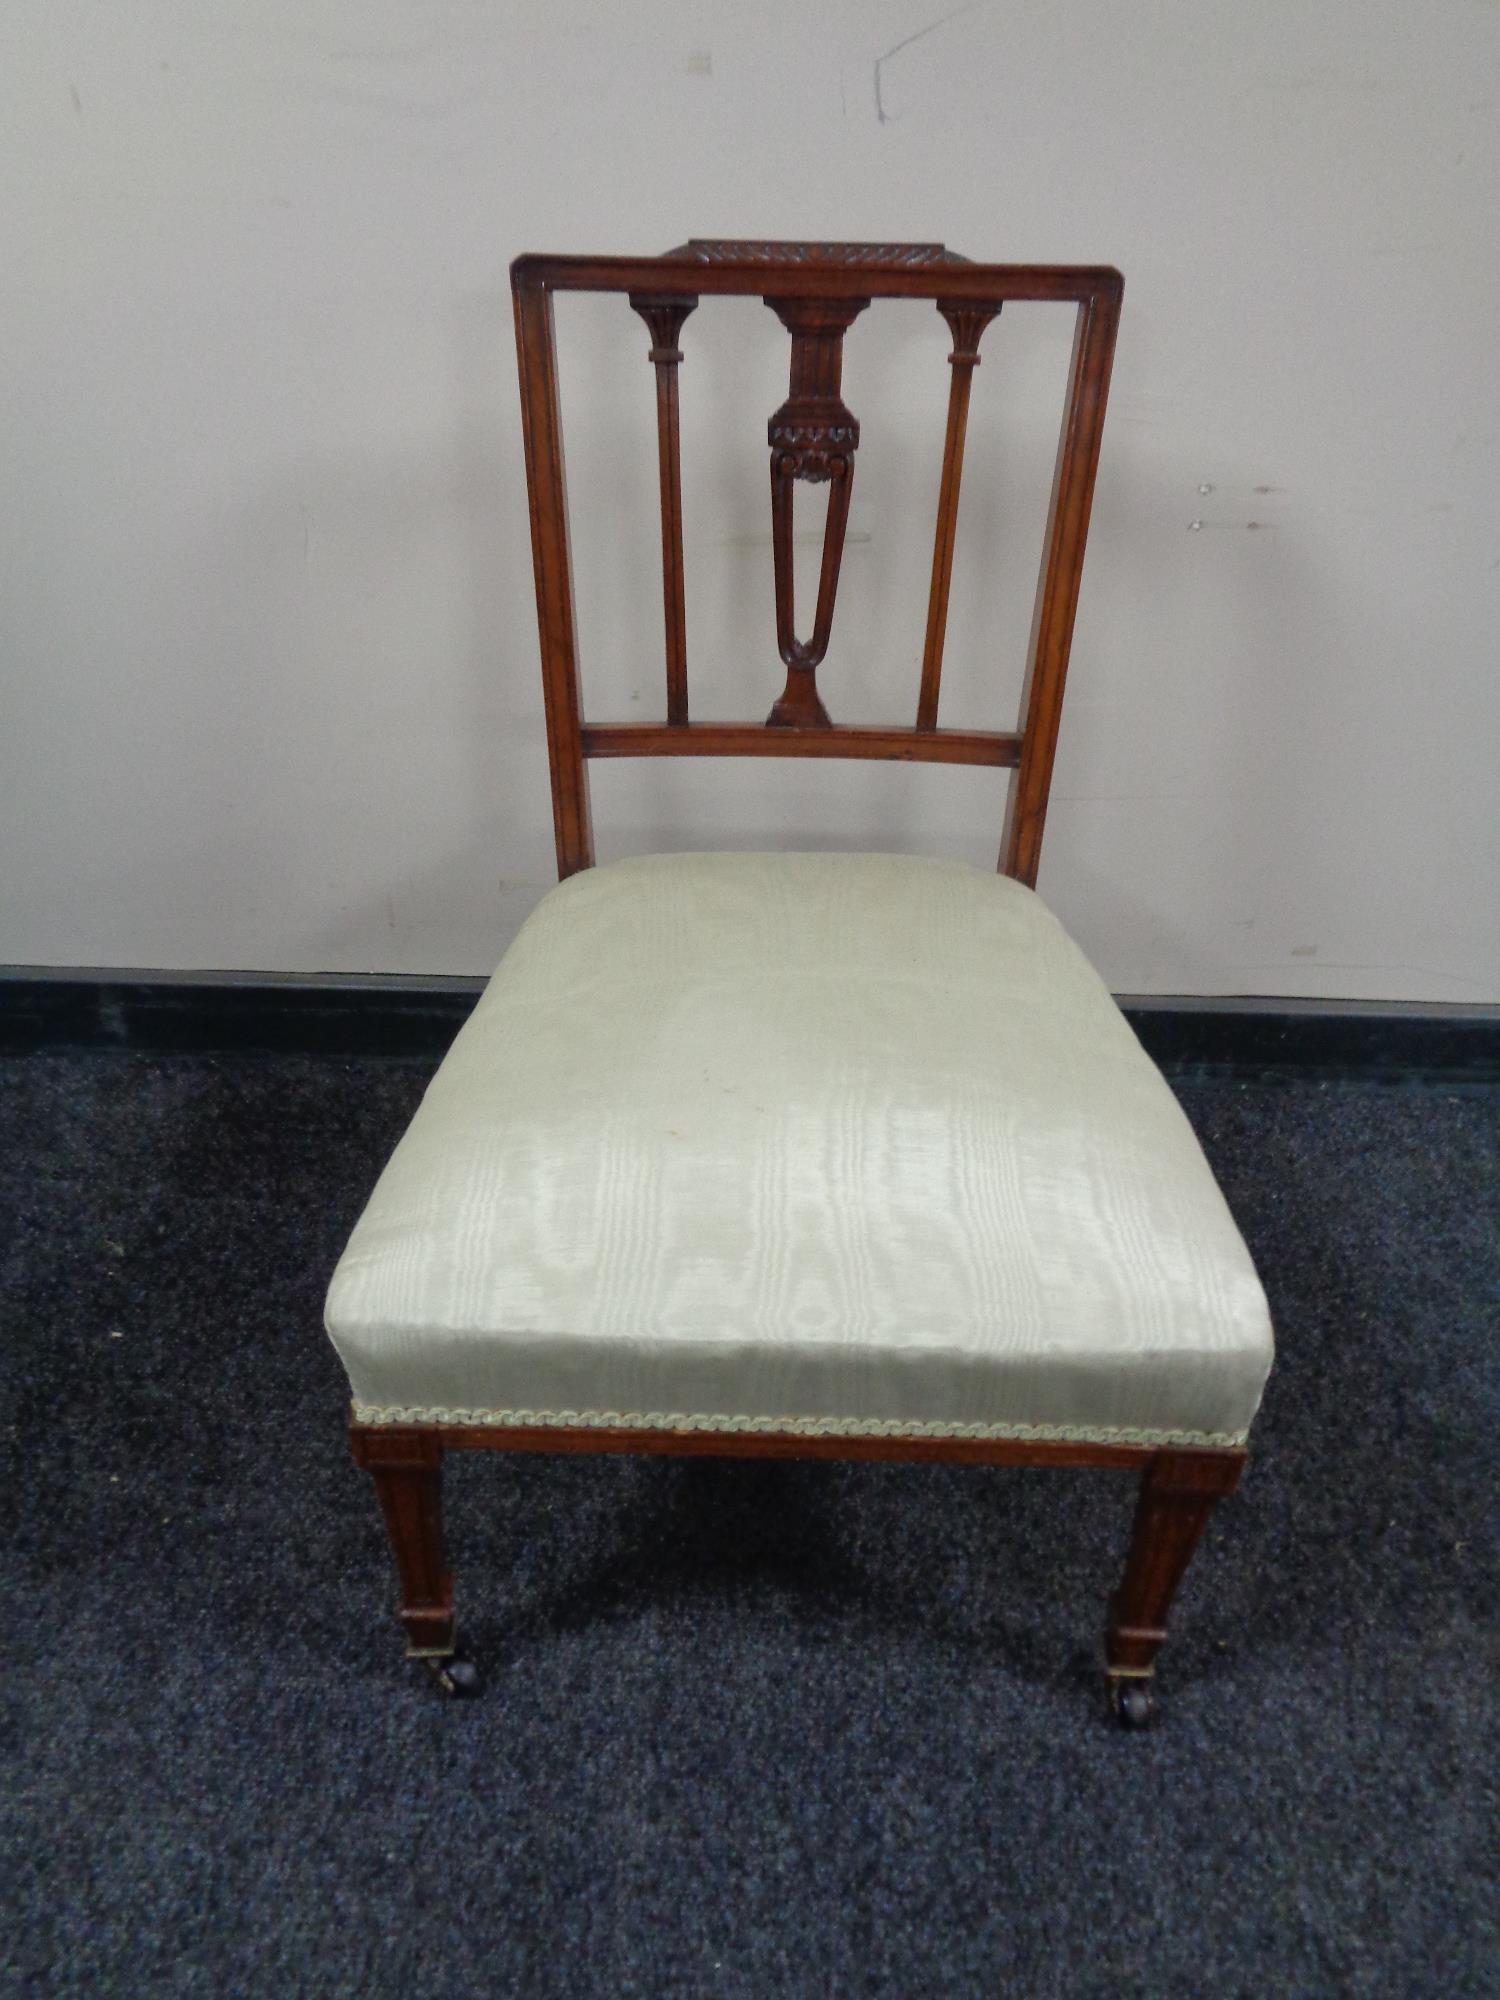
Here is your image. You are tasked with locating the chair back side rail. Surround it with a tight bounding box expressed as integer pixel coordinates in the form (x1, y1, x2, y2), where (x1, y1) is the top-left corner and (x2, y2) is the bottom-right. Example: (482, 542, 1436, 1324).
(1001, 289, 1120, 883)
(512, 280, 594, 878)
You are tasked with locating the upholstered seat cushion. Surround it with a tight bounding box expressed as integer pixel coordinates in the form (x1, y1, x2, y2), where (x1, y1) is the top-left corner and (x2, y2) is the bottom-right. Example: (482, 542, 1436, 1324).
(326, 852, 1273, 1447)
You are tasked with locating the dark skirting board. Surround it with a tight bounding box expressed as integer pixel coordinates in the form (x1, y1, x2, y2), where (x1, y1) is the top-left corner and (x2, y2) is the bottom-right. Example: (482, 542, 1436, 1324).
(1, 971, 1495, 1081)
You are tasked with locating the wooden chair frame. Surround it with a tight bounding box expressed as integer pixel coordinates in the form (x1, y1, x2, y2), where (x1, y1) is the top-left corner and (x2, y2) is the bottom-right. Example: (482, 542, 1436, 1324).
(349, 243, 1245, 1722)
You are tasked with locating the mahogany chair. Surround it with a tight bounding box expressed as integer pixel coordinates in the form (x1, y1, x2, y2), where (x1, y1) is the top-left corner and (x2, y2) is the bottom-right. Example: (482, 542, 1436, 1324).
(325, 242, 1274, 1725)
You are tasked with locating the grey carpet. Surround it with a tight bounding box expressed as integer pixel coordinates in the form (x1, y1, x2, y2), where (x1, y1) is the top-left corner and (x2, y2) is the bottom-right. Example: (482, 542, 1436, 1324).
(1, 1053, 1496, 1998)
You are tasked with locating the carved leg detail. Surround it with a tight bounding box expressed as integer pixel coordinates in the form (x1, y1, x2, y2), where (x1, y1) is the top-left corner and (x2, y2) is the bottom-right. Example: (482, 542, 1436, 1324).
(1106, 1448, 1244, 1726)
(350, 1425, 476, 1690)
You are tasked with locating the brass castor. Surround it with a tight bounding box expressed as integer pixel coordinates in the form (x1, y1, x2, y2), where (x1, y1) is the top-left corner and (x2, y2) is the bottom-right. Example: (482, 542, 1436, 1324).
(424, 1652, 481, 1697)
(1110, 1677, 1154, 1729)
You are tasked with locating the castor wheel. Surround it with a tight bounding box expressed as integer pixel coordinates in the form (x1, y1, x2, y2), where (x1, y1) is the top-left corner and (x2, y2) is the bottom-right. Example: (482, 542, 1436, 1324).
(1111, 1678, 1155, 1729)
(424, 1653, 481, 1697)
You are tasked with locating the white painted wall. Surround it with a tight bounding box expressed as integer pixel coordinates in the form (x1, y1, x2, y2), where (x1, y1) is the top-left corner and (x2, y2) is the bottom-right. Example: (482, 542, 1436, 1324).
(3, 1, 1497, 999)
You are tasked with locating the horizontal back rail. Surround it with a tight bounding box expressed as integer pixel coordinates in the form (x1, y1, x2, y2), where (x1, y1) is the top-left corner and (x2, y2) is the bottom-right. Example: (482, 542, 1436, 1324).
(511, 244, 1121, 884)
(580, 723, 1022, 766)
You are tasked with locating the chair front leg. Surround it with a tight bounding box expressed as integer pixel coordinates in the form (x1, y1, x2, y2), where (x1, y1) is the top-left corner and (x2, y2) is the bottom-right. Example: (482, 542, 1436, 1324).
(350, 1425, 476, 1693)
(1106, 1446, 1245, 1726)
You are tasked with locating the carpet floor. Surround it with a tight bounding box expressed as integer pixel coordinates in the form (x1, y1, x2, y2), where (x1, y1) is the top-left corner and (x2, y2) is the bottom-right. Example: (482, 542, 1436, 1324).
(1, 1054, 1496, 1998)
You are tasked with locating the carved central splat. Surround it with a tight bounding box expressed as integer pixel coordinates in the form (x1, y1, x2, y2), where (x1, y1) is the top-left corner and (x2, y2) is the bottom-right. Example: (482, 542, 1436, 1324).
(764, 295, 870, 727)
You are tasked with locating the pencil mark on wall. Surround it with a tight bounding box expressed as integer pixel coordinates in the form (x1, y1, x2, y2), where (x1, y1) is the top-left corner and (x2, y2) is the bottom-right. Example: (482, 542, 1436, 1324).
(1228, 958, 1490, 991)
(70, 82, 83, 118)
(328, 33, 438, 63)
(1196, 482, 1285, 501)
(1257, 64, 1397, 97)
(874, 4, 983, 123)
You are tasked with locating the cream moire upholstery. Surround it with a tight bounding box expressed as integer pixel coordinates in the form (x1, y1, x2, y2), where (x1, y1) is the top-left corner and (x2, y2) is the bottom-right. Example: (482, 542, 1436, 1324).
(326, 851, 1273, 1449)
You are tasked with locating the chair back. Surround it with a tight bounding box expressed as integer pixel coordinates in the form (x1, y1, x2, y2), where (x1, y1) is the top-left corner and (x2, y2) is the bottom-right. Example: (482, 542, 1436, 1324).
(511, 241, 1122, 884)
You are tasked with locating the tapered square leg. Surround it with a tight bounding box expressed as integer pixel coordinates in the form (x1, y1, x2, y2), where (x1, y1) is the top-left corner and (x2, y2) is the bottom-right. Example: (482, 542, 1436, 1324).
(350, 1425, 455, 1659)
(1106, 1447, 1245, 1725)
